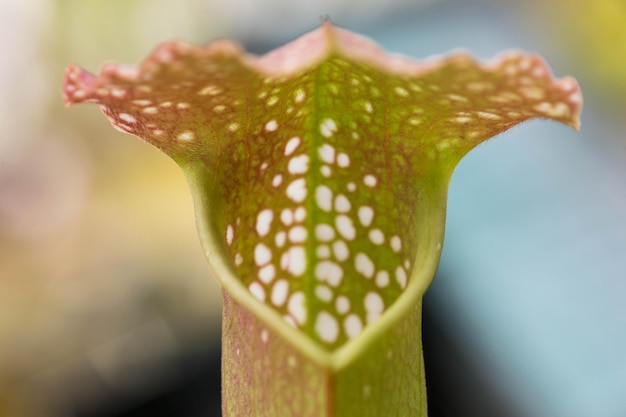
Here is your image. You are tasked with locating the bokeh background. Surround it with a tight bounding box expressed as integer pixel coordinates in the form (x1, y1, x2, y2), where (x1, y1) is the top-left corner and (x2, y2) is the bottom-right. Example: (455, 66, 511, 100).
(1, 0, 625, 416)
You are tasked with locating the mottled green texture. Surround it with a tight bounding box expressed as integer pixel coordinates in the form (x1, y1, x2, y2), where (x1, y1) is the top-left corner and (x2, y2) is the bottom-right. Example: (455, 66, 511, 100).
(63, 23, 581, 417)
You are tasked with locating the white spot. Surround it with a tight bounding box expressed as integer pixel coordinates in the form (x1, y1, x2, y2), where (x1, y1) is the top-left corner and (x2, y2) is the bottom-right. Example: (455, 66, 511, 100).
(275, 231, 287, 248)
(334, 194, 351, 213)
(228, 123, 240, 132)
(315, 224, 335, 242)
(142, 107, 158, 114)
(286, 178, 307, 203)
(177, 131, 195, 141)
(260, 162, 268, 171)
(272, 175, 283, 187)
(258, 264, 276, 284)
(363, 174, 378, 187)
(365, 292, 384, 312)
(267, 96, 279, 106)
(318, 144, 336, 164)
(315, 260, 344, 287)
(317, 245, 331, 259)
(394, 86, 409, 96)
(344, 314, 363, 339)
(199, 85, 222, 96)
(355, 253, 375, 278)
(260, 329, 269, 343)
(315, 311, 339, 343)
(119, 113, 136, 124)
(265, 120, 278, 132)
(315, 185, 333, 212)
(358, 206, 374, 227)
(284, 137, 301, 156)
(332, 240, 349, 262)
(390, 235, 402, 252)
(294, 207, 306, 222)
(281, 246, 307, 276)
(347, 182, 356, 192)
(288, 291, 306, 325)
(315, 285, 333, 302)
(284, 315, 297, 327)
(335, 215, 356, 241)
(364, 101, 373, 113)
(404, 259, 411, 269)
(335, 296, 350, 315)
(280, 208, 293, 226)
(235, 253, 243, 266)
(256, 209, 274, 237)
(320, 118, 337, 138)
(249, 282, 265, 302)
(396, 266, 408, 289)
(254, 243, 272, 266)
(226, 224, 234, 246)
(375, 270, 390, 288)
(337, 153, 350, 168)
(271, 279, 289, 307)
(294, 89, 306, 103)
(288, 226, 307, 243)
(288, 154, 310, 174)
(368, 229, 385, 245)
(320, 165, 332, 177)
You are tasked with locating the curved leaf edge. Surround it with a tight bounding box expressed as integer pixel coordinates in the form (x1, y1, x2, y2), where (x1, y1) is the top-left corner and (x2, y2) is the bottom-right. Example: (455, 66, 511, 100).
(184, 162, 448, 371)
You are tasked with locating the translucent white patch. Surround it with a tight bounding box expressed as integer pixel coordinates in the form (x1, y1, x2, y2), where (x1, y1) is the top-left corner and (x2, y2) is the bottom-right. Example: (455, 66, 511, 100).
(396, 266, 408, 289)
(254, 243, 272, 266)
(355, 253, 375, 278)
(249, 282, 265, 302)
(260, 329, 269, 343)
(332, 240, 349, 262)
(375, 270, 390, 288)
(265, 120, 278, 132)
(316, 245, 331, 259)
(364, 101, 373, 113)
(335, 296, 350, 315)
(315, 311, 339, 343)
(334, 194, 351, 213)
(321, 165, 332, 177)
(294, 89, 306, 103)
(315, 224, 335, 242)
(318, 144, 336, 164)
(288, 291, 306, 325)
(272, 174, 283, 187)
(226, 224, 234, 246)
(335, 215, 356, 241)
(271, 279, 289, 307)
(390, 235, 402, 252)
(288, 154, 310, 175)
(315, 285, 333, 302)
(344, 314, 363, 339)
(294, 207, 306, 222)
(280, 208, 293, 226)
(288, 226, 307, 243)
(368, 229, 385, 245)
(358, 206, 374, 227)
(286, 178, 307, 203)
(315, 185, 333, 212)
(177, 131, 195, 141)
(119, 113, 136, 124)
(258, 264, 276, 284)
(315, 260, 344, 287)
(255, 209, 273, 237)
(337, 153, 350, 168)
(284, 136, 301, 156)
(364, 292, 384, 313)
(363, 174, 378, 187)
(235, 253, 243, 266)
(320, 118, 337, 138)
(347, 182, 356, 192)
(282, 246, 307, 276)
(275, 231, 287, 248)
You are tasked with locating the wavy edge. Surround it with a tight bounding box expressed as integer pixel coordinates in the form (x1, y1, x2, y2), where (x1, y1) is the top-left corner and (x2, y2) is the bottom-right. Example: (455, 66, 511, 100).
(63, 22, 582, 131)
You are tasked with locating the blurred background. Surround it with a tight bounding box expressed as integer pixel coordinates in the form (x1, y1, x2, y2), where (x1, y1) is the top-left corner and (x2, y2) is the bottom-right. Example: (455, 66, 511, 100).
(1, 0, 625, 416)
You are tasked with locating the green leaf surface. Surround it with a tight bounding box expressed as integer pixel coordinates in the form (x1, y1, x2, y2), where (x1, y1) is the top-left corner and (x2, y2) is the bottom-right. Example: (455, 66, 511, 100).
(63, 22, 581, 416)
